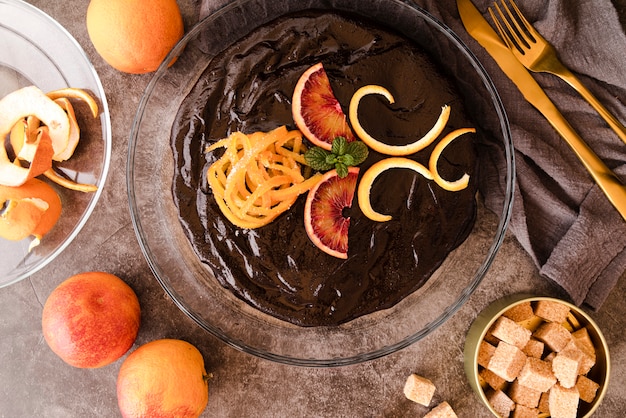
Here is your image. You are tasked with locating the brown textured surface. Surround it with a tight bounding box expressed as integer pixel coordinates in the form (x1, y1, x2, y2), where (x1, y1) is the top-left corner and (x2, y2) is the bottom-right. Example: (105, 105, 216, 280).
(0, 1, 625, 417)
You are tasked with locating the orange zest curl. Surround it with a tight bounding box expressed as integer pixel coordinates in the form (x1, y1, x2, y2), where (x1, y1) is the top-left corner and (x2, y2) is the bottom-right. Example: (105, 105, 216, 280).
(205, 126, 322, 229)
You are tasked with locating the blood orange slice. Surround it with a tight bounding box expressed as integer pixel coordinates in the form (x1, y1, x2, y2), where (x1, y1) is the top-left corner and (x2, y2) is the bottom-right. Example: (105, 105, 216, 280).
(292, 63, 356, 150)
(304, 166, 359, 259)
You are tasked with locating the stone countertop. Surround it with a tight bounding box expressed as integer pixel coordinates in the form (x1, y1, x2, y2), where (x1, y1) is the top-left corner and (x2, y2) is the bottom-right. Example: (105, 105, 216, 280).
(1, 1, 625, 416)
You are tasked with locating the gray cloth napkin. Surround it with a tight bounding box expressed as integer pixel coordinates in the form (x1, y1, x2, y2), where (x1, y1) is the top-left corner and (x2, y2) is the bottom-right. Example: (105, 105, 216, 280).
(196, 0, 626, 310)
(425, 0, 626, 310)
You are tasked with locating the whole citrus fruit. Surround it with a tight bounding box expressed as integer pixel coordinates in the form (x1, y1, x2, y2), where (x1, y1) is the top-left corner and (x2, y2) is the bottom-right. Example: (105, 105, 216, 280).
(42, 271, 141, 368)
(86, 0, 184, 74)
(0, 177, 61, 242)
(117, 339, 209, 418)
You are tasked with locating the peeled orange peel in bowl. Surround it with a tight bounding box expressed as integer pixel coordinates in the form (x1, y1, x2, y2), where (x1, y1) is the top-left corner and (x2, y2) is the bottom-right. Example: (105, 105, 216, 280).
(205, 126, 322, 229)
(0, 85, 100, 250)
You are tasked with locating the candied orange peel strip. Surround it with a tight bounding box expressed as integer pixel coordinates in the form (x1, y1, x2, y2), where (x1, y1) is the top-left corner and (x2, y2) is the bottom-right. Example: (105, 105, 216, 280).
(206, 126, 322, 229)
(349, 85, 451, 156)
(429, 128, 475, 192)
(357, 157, 434, 222)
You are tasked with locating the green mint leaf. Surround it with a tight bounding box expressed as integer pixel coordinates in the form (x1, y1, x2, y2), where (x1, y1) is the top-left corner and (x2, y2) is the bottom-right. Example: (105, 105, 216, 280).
(345, 141, 369, 165)
(304, 147, 334, 171)
(335, 162, 348, 178)
(304, 138, 370, 175)
(331, 136, 348, 156)
(338, 154, 355, 166)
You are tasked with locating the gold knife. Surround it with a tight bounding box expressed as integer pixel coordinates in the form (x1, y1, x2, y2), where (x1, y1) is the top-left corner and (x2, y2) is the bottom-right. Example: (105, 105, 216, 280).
(457, 0, 626, 221)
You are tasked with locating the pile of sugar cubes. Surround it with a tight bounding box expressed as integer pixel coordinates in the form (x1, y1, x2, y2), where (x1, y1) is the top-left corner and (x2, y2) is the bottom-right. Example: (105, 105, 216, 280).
(477, 299, 602, 418)
(403, 373, 457, 417)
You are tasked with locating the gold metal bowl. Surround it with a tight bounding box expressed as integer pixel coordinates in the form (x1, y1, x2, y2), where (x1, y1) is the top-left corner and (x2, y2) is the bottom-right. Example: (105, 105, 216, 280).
(464, 295, 610, 417)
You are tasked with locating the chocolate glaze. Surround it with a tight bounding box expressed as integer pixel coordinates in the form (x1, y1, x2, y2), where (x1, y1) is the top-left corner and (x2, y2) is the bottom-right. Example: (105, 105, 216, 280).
(171, 11, 479, 326)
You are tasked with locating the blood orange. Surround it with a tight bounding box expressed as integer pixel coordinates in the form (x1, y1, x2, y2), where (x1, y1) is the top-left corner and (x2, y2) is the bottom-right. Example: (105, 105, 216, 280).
(292, 63, 356, 150)
(304, 167, 359, 259)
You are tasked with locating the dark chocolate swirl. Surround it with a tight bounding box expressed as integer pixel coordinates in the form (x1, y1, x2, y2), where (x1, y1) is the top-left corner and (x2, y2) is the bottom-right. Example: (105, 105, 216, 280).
(170, 11, 478, 326)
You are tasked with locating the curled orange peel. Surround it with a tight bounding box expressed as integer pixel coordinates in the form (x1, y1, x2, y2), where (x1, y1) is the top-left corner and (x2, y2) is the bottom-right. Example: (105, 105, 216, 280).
(206, 126, 322, 229)
(43, 168, 98, 193)
(349, 84, 451, 156)
(46, 88, 99, 119)
(48, 98, 80, 161)
(429, 128, 475, 192)
(357, 157, 433, 222)
(0, 87, 66, 186)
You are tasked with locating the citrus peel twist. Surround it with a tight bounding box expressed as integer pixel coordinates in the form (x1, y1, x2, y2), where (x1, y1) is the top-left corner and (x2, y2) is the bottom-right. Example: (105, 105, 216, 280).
(0, 86, 99, 190)
(429, 128, 475, 192)
(357, 127, 475, 222)
(206, 126, 322, 229)
(357, 158, 434, 223)
(349, 85, 451, 156)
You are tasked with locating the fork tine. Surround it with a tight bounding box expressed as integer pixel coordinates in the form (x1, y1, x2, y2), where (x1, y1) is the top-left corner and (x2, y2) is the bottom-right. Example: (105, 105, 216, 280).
(505, 0, 540, 43)
(488, 3, 524, 54)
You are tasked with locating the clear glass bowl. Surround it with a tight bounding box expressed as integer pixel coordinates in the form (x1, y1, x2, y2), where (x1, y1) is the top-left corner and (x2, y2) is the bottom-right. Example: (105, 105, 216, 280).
(0, 0, 111, 287)
(128, 0, 514, 366)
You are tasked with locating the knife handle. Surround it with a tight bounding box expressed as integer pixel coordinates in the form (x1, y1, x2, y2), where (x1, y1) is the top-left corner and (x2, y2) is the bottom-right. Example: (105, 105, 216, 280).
(543, 104, 626, 221)
(557, 67, 626, 146)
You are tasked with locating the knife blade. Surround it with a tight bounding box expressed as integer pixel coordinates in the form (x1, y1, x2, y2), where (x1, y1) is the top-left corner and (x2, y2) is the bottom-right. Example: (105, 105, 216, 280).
(456, 0, 626, 221)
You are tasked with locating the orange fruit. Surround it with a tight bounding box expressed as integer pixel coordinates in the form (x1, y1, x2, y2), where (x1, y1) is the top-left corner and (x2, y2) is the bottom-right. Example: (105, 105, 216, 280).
(42, 272, 141, 368)
(304, 167, 359, 259)
(86, 0, 184, 74)
(292, 63, 356, 150)
(117, 339, 210, 418)
(0, 178, 61, 245)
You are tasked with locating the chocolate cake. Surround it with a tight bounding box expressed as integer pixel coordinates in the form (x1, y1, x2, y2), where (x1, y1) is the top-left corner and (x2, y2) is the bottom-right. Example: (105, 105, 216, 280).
(170, 11, 479, 326)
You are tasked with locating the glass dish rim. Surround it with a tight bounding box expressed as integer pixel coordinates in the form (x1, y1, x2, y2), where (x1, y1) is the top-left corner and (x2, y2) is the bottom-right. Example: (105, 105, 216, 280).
(128, 0, 515, 366)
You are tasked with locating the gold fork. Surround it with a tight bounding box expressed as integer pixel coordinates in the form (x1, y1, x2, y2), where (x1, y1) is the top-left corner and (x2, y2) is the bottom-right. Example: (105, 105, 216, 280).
(489, 0, 626, 145)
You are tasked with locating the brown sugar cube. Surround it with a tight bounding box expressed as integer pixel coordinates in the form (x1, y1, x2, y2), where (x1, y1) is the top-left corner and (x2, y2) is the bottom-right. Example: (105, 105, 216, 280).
(548, 383, 580, 418)
(478, 340, 497, 368)
(537, 392, 550, 414)
(571, 328, 595, 355)
(523, 339, 544, 359)
(576, 375, 600, 403)
(534, 300, 571, 323)
(552, 342, 584, 388)
(543, 351, 556, 363)
(403, 374, 435, 406)
(571, 328, 596, 374)
(491, 316, 532, 349)
(424, 401, 458, 418)
(517, 314, 545, 333)
(484, 325, 502, 346)
(480, 368, 507, 391)
(511, 404, 540, 418)
(488, 341, 527, 382)
(517, 357, 557, 392)
(533, 322, 572, 352)
(503, 301, 535, 322)
(508, 379, 541, 408)
(487, 389, 515, 418)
